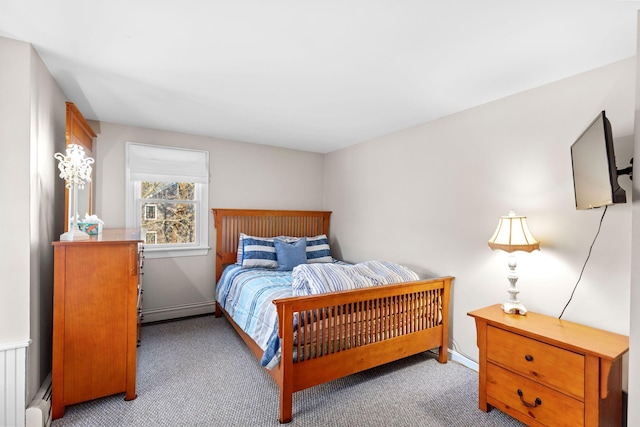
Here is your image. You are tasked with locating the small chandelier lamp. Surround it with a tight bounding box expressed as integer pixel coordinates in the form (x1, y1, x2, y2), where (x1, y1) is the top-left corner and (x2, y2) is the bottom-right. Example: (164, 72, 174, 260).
(54, 143, 95, 241)
(488, 210, 540, 315)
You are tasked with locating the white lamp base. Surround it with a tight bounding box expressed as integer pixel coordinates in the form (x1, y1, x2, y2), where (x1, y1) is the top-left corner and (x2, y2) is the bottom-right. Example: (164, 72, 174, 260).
(501, 253, 527, 315)
(60, 227, 90, 241)
(502, 301, 527, 315)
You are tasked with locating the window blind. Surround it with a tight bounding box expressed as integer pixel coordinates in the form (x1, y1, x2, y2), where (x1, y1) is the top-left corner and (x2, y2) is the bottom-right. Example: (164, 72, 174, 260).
(127, 142, 209, 183)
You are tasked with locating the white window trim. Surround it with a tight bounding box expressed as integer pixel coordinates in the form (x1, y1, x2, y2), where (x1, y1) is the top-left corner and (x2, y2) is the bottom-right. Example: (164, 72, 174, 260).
(125, 142, 210, 259)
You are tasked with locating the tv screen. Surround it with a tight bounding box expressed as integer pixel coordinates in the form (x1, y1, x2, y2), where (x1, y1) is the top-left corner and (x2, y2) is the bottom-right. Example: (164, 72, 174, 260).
(570, 111, 626, 210)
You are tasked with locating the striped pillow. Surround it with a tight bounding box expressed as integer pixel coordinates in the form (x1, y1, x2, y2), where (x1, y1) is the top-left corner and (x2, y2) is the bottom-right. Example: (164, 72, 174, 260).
(305, 234, 333, 263)
(236, 233, 272, 264)
(283, 234, 332, 263)
(236, 233, 247, 264)
(240, 234, 278, 269)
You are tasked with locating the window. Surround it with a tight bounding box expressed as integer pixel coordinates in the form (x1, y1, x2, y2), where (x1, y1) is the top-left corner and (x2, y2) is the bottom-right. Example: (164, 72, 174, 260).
(144, 203, 157, 220)
(126, 142, 209, 258)
(145, 231, 158, 245)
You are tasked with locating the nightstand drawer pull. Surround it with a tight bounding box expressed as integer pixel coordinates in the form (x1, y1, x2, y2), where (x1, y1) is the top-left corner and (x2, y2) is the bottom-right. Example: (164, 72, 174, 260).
(525, 354, 533, 362)
(517, 389, 542, 408)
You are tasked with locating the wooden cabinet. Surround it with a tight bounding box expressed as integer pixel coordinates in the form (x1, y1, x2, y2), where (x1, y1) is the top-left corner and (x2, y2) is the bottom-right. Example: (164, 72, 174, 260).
(468, 305, 628, 427)
(52, 229, 143, 419)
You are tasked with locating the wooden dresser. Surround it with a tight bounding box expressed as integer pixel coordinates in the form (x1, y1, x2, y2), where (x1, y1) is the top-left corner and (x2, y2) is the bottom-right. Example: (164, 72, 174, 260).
(52, 229, 143, 419)
(468, 305, 628, 427)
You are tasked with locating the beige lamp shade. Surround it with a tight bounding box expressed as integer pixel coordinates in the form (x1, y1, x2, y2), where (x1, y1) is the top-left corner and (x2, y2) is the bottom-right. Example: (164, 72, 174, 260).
(488, 210, 540, 253)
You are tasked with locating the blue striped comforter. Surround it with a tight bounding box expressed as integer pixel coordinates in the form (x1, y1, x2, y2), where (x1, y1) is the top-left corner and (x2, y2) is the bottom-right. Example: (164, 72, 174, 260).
(292, 261, 419, 295)
(216, 264, 292, 369)
(216, 261, 420, 369)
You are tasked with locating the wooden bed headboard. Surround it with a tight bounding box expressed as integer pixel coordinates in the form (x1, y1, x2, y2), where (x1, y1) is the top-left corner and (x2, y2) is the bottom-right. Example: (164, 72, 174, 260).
(211, 209, 332, 282)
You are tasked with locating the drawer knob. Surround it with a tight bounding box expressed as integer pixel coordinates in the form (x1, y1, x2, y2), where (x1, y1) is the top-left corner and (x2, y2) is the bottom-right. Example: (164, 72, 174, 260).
(525, 354, 534, 362)
(517, 389, 542, 408)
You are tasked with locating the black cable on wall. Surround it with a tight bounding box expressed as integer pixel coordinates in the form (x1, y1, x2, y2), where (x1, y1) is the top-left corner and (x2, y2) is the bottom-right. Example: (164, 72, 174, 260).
(558, 205, 608, 319)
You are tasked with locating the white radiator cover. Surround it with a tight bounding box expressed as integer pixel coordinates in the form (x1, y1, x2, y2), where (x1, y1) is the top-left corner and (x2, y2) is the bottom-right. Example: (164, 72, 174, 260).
(25, 373, 51, 427)
(0, 340, 30, 427)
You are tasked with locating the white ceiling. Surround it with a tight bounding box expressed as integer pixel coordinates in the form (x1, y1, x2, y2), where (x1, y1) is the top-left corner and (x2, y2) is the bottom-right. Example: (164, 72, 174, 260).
(1, 1, 639, 153)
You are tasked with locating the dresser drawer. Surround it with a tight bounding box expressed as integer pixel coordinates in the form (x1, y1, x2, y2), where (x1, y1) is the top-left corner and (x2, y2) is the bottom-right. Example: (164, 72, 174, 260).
(487, 363, 584, 427)
(487, 326, 584, 399)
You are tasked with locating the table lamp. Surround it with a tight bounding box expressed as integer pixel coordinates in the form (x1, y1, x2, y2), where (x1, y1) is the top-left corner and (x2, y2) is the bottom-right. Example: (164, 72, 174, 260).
(488, 210, 540, 315)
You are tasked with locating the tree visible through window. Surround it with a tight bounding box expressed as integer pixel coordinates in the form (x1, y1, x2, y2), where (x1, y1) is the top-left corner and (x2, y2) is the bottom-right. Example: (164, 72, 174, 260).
(140, 181, 196, 245)
(126, 141, 209, 258)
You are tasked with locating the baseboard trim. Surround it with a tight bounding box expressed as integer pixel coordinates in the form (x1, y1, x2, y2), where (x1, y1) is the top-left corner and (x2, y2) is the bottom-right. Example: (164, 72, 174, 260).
(142, 300, 216, 323)
(449, 349, 479, 372)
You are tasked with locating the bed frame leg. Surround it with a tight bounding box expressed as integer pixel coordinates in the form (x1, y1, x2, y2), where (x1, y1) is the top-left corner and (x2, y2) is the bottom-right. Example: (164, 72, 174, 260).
(438, 345, 448, 364)
(215, 302, 222, 318)
(279, 391, 293, 424)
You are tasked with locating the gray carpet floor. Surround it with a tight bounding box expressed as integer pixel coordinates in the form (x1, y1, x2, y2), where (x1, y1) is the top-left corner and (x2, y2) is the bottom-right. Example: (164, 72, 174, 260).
(52, 315, 525, 426)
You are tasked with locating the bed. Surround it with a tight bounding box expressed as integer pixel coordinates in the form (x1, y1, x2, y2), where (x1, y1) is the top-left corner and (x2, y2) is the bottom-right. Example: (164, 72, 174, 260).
(212, 208, 453, 423)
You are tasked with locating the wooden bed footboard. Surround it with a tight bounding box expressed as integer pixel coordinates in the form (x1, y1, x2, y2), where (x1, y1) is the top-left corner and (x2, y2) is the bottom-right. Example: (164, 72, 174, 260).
(273, 276, 452, 423)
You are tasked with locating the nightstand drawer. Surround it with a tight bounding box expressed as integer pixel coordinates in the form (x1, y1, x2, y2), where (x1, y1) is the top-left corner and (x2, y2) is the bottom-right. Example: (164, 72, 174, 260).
(487, 326, 585, 399)
(487, 363, 584, 427)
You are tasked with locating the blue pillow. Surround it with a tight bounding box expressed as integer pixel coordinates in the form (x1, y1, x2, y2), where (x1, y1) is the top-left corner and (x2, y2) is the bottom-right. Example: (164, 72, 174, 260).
(274, 237, 307, 271)
(241, 235, 278, 269)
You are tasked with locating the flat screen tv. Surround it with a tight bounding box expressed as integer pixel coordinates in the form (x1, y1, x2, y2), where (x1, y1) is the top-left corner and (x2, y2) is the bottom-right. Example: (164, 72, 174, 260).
(570, 111, 627, 210)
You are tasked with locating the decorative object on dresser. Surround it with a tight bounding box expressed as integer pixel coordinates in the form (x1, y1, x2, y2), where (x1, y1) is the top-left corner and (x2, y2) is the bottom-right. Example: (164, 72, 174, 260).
(468, 304, 629, 427)
(212, 208, 453, 423)
(487, 210, 540, 315)
(54, 143, 95, 241)
(52, 229, 144, 420)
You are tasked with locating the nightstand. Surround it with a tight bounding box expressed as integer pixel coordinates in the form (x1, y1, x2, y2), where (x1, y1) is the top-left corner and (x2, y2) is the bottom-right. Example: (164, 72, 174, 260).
(468, 304, 628, 427)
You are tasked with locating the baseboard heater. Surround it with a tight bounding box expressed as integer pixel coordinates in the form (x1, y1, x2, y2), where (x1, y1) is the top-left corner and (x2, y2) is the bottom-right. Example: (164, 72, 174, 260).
(26, 372, 52, 427)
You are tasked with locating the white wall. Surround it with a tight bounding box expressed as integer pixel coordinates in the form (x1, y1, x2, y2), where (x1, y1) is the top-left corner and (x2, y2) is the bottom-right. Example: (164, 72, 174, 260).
(0, 37, 31, 350)
(325, 58, 634, 384)
(627, 13, 640, 427)
(93, 122, 325, 321)
(0, 36, 66, 424)
(28, 36, 67, 398)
